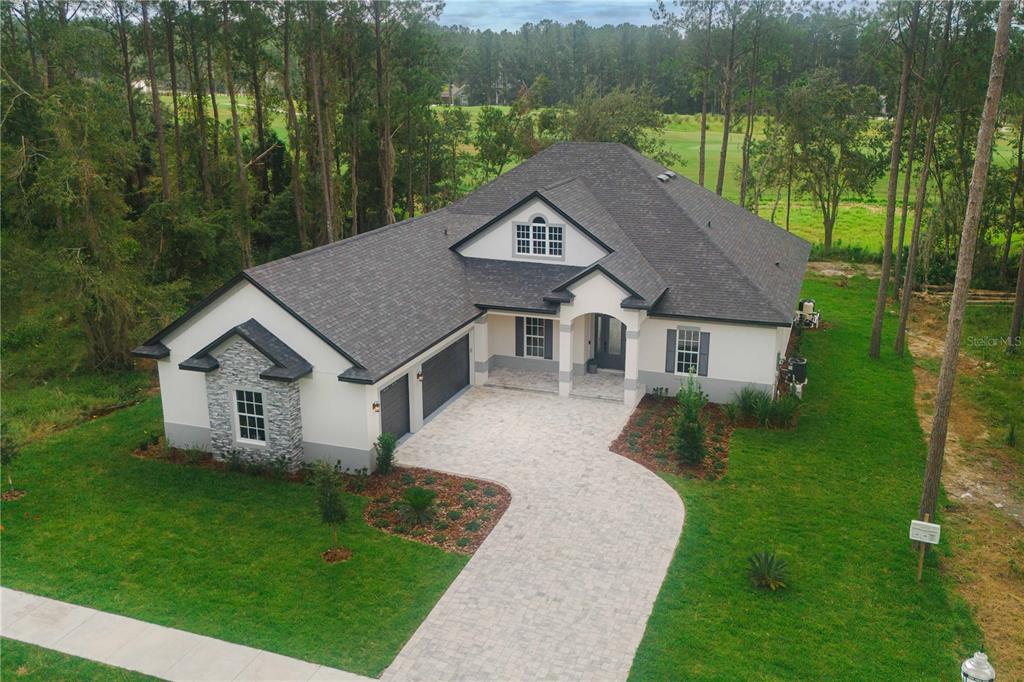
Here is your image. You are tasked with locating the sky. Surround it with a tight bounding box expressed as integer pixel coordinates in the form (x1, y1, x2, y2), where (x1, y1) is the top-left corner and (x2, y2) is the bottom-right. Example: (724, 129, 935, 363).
(438, 0, 659, 31)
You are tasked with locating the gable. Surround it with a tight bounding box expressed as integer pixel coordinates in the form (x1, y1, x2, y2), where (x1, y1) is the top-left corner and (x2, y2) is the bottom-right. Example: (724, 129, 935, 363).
(562, 269, 636, 318)
(453, 194, 609, 267)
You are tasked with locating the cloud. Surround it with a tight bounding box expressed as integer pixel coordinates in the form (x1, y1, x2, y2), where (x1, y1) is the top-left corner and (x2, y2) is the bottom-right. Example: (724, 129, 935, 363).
(439, 0, 657, 31)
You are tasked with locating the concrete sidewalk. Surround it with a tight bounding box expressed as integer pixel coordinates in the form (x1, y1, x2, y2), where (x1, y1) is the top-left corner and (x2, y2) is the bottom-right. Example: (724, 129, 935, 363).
(0, 587, 370, 681)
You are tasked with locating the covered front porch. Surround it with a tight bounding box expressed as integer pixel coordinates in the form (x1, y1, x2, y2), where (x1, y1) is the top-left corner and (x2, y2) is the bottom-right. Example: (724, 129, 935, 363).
(472, 303, 643, 406)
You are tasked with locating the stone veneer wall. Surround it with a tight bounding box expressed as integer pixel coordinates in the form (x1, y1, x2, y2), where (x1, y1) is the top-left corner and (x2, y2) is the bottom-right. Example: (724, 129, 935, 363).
(205, 337, 303, 471)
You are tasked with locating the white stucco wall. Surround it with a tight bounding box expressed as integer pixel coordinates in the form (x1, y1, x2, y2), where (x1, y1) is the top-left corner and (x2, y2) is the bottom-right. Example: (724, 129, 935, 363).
(559, 270, 643, 330)
(456, 197, 608, 266)
(156, 279, 369, 455)
(638, 316, 781, 388)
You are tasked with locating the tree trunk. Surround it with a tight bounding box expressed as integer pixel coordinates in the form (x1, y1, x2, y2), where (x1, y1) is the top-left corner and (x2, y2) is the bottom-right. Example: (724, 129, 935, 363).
(185, 1, 212, 204)
(894, 105, 920, 303)
(141, 2, 171, 201)
(1010, 242, 1024, 352)
(714, 14, 737, 197)
(251, 60, 269, 199)
(698, 2, 711, 188)
(164, 5, 184, 190)
(999, 110, 1024, 279)
(282, 4, 307, 247)
(222, 5, 252, 267)
(739, 21, 758, 209)
(115, 2, 141, 191)
(204, 6, 220, 160)
(373, 1, 396, 225)
(308, 6, 335, 244)
(406, 109, 415, 218)
(919, 0, 1012, 522)
(870, 2, 919, 359)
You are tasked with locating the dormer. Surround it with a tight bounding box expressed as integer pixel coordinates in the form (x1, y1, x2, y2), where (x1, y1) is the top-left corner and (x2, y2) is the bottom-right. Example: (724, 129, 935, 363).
(451, 192, 611, 267)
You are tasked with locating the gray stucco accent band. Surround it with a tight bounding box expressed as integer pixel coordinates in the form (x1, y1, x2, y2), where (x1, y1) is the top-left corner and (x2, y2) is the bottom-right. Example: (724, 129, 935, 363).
(626, 330, 640, 340)
(624, 378, 638, 390)
(302, 441, 373, 473)
(164, 422, 212, 451)
(559, 371, 572, 383)
(638, 370, 773, 405)
(489, 354, 558, 373)
(559, 323, 572, 333)
(573, 363, 586, 376)
(474, 360, 489, 373)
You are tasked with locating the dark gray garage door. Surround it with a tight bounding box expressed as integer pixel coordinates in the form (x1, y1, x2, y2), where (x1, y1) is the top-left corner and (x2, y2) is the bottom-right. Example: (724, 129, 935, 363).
(422, 335, 470, 420)
(380, 374, 410, 440)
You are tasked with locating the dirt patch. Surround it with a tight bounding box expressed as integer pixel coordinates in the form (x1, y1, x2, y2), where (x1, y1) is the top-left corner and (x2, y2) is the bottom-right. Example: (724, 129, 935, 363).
(361, 467, 510, 555)
(322, 547, 353, 564)
(901, 288, 1024, 673)
(807, 261, 881, 279)
(1, 489, 27, 502)
(610, 395, 732, 479)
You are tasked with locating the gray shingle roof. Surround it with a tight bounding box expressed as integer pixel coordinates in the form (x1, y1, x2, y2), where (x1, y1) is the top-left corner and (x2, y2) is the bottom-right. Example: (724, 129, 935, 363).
(178, 319, 312, 382)
(151, 143, 808, 383)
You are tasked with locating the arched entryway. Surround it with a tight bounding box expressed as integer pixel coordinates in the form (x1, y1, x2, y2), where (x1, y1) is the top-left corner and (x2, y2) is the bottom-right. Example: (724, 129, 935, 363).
(562, 312, 627, 402)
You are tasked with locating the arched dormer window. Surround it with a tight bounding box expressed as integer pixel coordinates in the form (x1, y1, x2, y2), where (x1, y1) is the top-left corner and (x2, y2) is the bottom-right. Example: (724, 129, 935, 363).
(515, 215, 564, 257)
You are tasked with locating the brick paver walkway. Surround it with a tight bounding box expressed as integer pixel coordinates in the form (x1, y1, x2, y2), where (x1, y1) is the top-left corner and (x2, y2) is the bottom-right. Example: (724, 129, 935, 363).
(383, 387, 685, 681)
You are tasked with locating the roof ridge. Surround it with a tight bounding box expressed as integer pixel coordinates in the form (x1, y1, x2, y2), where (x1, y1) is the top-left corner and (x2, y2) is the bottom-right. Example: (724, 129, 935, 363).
(618, 146, 793, 320)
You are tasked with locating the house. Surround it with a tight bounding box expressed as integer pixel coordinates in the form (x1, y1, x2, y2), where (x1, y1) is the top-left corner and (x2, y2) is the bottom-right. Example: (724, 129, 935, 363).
(440, 83, 469, 106)
(133, 142, 810, 472)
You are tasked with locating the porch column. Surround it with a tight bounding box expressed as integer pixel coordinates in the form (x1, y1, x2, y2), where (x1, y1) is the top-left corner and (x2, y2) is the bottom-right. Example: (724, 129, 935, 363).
(624, 329, 641, 406)
(558, 322, 573, 397)
(472, 315, 489, 386)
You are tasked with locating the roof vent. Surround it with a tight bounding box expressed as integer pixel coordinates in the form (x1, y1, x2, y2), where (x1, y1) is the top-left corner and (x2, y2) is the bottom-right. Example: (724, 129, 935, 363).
(656, 173, 670, 182)
(665, 170, 677, 178)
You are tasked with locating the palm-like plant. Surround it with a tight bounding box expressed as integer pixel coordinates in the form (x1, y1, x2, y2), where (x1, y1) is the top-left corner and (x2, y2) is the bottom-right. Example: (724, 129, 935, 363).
(748, 550, 789, 591)
(398, 487, 437, 526)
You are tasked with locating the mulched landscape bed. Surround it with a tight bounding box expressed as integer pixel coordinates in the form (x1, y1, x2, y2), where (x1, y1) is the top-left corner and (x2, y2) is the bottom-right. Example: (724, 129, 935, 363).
(610, 395, 733, 480)
(359, 468, 510, 555)
(132, 439, 509, 556)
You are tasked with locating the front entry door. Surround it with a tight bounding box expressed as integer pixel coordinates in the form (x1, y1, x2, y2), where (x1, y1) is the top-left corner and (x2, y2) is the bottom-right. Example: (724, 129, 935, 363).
(594, 314, 626, 370)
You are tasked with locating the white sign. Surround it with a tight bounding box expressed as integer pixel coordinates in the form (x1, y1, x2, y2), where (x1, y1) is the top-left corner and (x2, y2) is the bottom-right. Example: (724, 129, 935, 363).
(909, 520, 941, 545)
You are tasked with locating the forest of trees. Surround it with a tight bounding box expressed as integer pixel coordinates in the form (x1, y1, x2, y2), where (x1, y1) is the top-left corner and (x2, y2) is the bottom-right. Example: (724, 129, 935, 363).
(1, 1, 1022, 374)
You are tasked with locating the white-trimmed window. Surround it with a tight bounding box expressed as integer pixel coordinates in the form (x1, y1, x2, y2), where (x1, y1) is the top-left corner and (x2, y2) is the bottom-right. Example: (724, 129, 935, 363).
(525, 317, 546, 358)
(235, 389, 267, 443)
(514, 216, 564, 257)
(676, 328, 700, 375)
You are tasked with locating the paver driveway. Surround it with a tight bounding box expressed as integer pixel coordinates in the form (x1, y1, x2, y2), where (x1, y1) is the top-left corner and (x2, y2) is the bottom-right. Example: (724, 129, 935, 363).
(383, 387, 684, 682)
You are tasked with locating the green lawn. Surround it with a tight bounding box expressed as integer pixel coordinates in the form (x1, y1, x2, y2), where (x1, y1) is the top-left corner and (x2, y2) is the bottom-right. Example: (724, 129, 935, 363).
(0, 639, 154, 681)
(629, 275, 981, 679)
(0, 398, 467, 677)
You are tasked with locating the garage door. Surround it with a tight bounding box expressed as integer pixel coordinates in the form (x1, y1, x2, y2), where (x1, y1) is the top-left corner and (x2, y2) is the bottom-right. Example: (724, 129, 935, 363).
(422, 335, 470, 420)
(380, 374, 410, 439)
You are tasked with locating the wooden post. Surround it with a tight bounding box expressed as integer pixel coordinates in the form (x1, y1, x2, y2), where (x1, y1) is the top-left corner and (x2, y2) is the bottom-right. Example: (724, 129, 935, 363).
(916, 513, 930, 582)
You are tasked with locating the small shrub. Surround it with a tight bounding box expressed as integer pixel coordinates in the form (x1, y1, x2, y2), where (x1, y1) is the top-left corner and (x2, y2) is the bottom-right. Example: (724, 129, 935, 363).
(752, 393, 775, 427)
(267, 454, 292, 480)
(455, 536, 470, 548)
(393, 524, 411, 534)
(483, 503, 498, 511)
(771, 394, 802, 428)
(1007, 423, 1017, 447)
(410, 528, 427, 537)
(434, 521, 449, 531)
(183, 448, 208, 465)
(465, 520, 481, 532)
(312, 461, 347, 549)
(424, 474, 436, 485)
(483, 486, 497, 498)
(347, 467, 369, 493)
(672, 377, 708, 465)
(376, 495, 391, 504)
(432, 534, 446, 544)
(374, 433, 398, 475)
(735, 386, 768, 419)
(722, 401, 740, 424)
(398, 487, 437, 526)
(462, 481, 478, 491)
(748, 550, 789, 591)
(225, 450, 245, 472)
(462, 498, 477, 509)
(447, 510, 463, 521)
(401, 472, 416, 486)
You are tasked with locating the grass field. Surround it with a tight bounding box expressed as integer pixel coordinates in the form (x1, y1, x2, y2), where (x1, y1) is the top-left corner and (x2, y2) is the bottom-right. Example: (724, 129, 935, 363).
(629, 275, 981, 679)
(0, 639, 154, 681)
(0, 398, 467, 677)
